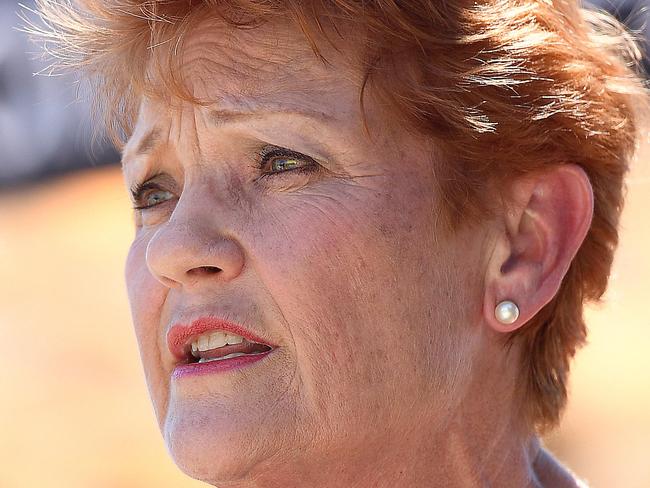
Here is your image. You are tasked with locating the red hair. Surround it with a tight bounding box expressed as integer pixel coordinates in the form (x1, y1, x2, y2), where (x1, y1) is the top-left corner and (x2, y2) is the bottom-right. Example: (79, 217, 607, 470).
(26, 0, 649, 431)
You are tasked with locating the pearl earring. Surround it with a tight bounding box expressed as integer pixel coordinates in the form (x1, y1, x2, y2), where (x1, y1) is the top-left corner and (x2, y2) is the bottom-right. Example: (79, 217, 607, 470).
(495, 300, 520, 325)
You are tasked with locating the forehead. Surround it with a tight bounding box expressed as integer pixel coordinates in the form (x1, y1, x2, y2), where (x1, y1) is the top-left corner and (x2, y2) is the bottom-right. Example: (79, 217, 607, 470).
(156, 16, 363, 110)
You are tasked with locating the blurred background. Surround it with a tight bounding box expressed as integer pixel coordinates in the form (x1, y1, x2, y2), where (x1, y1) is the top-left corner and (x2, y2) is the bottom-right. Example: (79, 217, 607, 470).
(1, 0, 648, 487)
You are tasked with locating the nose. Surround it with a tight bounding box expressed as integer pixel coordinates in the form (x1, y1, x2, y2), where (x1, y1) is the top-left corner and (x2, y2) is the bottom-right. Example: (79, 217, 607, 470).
(145, 198, 245, 290)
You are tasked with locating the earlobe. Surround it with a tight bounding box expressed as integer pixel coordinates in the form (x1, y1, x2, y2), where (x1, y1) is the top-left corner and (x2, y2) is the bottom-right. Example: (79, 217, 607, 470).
(483, 164, 594, 333)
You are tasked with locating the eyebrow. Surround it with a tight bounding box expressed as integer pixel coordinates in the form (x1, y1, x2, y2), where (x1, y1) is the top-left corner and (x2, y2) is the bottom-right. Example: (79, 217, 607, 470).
(206, 106, 334, 126)
(121, 106, 333, 166)
(134, 128, 161, 156)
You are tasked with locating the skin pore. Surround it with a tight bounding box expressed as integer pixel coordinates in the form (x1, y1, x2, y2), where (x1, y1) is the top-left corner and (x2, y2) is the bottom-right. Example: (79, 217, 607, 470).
(121, 16, 591, 488)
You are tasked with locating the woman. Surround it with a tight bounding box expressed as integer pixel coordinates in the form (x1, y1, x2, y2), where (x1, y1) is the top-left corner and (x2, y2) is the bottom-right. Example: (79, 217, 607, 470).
(29, 0, 648, 486)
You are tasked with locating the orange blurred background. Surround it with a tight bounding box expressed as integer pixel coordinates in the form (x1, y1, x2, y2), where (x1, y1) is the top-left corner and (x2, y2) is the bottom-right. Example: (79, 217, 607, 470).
(0, 141, 648, 487)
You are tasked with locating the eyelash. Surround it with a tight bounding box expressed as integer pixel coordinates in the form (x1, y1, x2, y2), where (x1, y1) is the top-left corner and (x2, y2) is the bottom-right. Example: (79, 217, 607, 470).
(130, 146, 320, 210)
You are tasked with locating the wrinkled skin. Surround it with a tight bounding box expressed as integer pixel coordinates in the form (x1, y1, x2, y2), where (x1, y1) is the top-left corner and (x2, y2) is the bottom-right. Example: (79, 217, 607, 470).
(121, 17, 587, 488)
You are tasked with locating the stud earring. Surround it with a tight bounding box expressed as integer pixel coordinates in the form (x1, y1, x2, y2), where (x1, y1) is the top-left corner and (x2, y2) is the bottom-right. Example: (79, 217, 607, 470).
(495, 300, 520, 325)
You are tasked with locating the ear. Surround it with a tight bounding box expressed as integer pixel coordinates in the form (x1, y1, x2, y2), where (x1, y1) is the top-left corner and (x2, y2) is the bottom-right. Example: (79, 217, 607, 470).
(483, 164, 594, 333)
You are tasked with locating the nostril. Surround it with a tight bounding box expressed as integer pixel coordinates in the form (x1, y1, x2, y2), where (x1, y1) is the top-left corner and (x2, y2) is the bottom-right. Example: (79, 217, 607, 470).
(188, 266, 221, 276)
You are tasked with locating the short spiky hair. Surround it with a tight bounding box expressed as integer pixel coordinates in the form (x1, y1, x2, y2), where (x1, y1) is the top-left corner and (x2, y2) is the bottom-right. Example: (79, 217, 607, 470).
(25, 0, 649, 431)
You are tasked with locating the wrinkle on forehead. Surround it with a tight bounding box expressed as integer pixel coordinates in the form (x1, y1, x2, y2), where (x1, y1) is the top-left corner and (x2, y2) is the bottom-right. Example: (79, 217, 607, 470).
(153, 16, 363, 105)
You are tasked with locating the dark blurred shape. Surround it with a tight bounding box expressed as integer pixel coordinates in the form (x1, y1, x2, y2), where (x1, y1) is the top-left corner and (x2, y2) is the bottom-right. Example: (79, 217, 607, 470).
(587, 0, 650, 78)
(588, 0, 650, 79)
(0, 0, 118, 189)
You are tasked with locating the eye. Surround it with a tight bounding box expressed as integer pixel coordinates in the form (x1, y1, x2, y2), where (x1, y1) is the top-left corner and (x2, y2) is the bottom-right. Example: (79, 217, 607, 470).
(130, 180, 175, 210)
(257, 146, 320, 179)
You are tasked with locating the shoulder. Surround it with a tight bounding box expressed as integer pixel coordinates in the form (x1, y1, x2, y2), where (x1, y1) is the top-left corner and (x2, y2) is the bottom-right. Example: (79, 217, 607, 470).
(575, 478, 590, 488)
(532, 446, 587, 488)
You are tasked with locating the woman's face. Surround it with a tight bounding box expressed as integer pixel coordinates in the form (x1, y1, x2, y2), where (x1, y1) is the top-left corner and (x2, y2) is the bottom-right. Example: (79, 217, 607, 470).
(122, 18, 490, 485)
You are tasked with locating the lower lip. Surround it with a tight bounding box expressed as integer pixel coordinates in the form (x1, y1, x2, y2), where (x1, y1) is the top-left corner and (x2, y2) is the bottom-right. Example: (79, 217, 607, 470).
(172, 350, 274, 380)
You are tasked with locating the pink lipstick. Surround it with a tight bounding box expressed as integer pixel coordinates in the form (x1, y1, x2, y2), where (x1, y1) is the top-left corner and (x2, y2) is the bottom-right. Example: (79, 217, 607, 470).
(167, 317, 276, 379)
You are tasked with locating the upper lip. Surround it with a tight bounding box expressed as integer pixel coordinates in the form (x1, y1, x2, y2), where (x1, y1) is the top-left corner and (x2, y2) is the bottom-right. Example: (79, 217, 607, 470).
(167, 316, 276, 363)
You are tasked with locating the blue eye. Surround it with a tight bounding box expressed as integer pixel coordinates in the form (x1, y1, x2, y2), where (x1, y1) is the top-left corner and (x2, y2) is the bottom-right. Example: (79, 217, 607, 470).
(143, 189, 174, 208)
(257, 147, 319, 178)
(131, 181, 175, 210)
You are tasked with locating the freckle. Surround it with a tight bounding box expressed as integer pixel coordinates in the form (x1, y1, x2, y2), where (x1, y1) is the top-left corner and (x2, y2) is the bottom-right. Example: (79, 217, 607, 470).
(378, 223, 394, 238)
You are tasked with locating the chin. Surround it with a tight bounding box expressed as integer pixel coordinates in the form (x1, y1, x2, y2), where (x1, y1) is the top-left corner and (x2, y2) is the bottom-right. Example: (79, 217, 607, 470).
(163, 408, 264, 484)
(157, 348, 301, 483)
(161, 385, 297, 485)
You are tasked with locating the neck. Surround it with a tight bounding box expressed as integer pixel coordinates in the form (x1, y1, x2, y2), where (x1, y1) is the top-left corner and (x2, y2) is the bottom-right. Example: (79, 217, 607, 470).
(233, 427, 548, 488)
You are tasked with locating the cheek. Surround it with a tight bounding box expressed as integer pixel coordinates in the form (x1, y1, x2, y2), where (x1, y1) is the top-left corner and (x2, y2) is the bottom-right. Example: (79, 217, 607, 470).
(125, 232, 159, 341)
(125, 231, 170, 420)
(249, 179, 473, 431)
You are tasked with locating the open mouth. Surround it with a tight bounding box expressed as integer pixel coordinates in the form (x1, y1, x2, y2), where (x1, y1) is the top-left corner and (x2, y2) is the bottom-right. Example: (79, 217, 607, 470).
(184, 331, 273, 364)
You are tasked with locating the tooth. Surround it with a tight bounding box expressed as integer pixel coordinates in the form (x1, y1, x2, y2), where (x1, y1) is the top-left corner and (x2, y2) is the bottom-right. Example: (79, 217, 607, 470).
(191, 342, 198, 354)
(209, 332, 227, 349)
(198, 352, 246, 363)
(226, 334, 243, 345)
(198, 335, 210, 352)
(221, 352, 245, 359)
